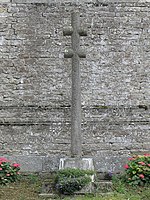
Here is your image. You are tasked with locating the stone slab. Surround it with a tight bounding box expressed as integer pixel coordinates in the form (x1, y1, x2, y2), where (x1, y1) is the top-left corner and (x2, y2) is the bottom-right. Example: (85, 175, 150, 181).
(59, 157, 94, 170)
(59, 157, 95, 194)
(39, 193, 58, 198)
(11, 0, 89, 3)
(3, 155, 44, 172)
(94, 181, 113, 193)
(11, 0, 142, 4)
(0, 0, 11, 3)
(59, 158, 95, 181)
(75, 182, 94, 194)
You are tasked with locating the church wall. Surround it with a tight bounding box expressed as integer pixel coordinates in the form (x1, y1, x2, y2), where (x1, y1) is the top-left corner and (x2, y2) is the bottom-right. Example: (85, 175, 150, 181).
(0, 0, 149, 172)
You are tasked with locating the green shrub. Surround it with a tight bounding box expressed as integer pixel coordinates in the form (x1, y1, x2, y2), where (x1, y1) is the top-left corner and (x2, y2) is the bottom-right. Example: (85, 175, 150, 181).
(0, 157, 21, 185)
(123, 154, 150, 186)
(112, 174, 127, 194)
(54, 168, 94, 195)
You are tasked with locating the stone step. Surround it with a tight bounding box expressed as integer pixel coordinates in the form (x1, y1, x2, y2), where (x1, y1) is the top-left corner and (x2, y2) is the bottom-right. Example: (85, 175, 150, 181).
(95, 172, 113, 181)
(93, 181, 113, 193)
(40, 174, 113, 195)
(39, 193, 58, 199)
(40, 181, 113, 197)
(70, 181, 113, 194)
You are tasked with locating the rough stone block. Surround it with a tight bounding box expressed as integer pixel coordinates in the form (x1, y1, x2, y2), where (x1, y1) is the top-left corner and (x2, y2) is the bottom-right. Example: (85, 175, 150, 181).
(0, 0, 10, 3)
(94, 181, 113, 193)
(59, 157, 95, 182)
(4, 155, 44, 172)
(59, 158, 94, 171)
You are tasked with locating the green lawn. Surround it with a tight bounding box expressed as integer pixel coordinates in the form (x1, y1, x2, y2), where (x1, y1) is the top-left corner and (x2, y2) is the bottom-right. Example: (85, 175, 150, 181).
(0, 175, 150, 200)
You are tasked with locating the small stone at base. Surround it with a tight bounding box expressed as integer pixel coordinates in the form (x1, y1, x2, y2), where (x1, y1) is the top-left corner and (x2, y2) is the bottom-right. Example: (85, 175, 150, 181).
(38, 193, 58, 199)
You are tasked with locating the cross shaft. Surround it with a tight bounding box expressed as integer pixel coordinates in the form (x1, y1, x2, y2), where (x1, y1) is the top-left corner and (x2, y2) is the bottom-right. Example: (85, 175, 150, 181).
(63, 12, 87, 157)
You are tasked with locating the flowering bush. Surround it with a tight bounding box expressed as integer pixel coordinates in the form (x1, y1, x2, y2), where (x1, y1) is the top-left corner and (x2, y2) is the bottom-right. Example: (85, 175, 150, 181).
(0, 157, 21, 185)
(123, 154, 150, 186)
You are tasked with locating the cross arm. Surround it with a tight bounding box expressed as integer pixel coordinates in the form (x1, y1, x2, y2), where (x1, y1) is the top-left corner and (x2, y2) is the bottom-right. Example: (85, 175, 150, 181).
(64, 49, 86, 58)
(78, 29, 87, 36)
(64, 49, 74, 58)
(63, 28, 87, 37)
(78, 49, 86, 58)
(63, 27, 73, 36)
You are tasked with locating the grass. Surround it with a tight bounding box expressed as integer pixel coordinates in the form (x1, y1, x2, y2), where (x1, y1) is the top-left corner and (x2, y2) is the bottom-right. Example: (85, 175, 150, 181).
(0, 174, 150, 200)
(63, 184, 150, 200)
(0, 174, 42, 200)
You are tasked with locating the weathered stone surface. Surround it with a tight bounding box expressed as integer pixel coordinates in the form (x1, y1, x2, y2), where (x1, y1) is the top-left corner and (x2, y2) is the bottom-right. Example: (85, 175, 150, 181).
(11, 0, 148, 4)
(3, 155, 44, 172)
(63, 12, 87, 157)
(94, 181, 113, 193)
(59, 157, 95, 183)
(0, 0, 10, 3)
(0, 0, 149, 172)
(59, 158, 94, 171)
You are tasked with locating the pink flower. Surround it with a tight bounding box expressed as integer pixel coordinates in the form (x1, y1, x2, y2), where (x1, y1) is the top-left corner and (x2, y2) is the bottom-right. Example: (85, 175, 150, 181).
(147, 164, 150, 167)
(12, 163, 20, 168)
(138, 162, 146, 165)
(6, 174, 10, 176)
(0, 168, 2, 170)
(124, 164, 129, 169)
(128, 157, 135, 161)
(139, 174, 144, 179)
(144, 154, 150, 157)
(0, 157, 10, 162)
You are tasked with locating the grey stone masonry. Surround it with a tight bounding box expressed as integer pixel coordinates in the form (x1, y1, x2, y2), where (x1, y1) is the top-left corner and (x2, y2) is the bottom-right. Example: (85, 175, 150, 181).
(10, 0, 150, 4)
(0, 0, 149, 172)
(0, 0, 11, 3)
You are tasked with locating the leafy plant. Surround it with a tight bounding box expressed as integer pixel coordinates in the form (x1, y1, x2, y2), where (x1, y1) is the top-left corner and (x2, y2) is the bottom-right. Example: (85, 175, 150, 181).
(112, 174, 127, 194)
(25, 174, 40, 184)
(123, 154, 150, 186)
(0, 157, 21, 185)
(54, 168, 94, 195)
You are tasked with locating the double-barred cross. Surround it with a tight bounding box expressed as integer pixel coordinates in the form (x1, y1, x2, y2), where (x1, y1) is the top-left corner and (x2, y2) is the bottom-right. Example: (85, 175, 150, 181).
(63, 12, 87, 158)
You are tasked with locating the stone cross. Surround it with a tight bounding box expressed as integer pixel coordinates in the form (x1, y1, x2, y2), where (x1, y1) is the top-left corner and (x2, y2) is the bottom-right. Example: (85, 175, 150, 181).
(63, 12, 87, 158)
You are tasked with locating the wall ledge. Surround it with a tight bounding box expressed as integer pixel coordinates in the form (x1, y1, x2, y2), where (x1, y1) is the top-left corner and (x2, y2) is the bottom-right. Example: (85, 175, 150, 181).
(10, 0, 150, 4)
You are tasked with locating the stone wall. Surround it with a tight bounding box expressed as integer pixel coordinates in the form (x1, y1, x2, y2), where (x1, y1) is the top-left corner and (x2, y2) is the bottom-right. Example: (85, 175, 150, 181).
(0, 0, 149, 172)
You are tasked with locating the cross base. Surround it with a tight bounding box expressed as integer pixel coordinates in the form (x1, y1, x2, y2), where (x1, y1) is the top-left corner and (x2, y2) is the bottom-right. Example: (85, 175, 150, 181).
(59, 157, 95, 182)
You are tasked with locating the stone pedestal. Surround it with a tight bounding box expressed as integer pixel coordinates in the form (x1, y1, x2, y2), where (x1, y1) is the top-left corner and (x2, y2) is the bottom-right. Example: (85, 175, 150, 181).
(59, 157, 94, 182)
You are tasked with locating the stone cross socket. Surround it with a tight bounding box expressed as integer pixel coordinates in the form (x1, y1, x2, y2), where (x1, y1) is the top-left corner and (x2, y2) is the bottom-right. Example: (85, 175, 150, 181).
(63, 12, 87, 158)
